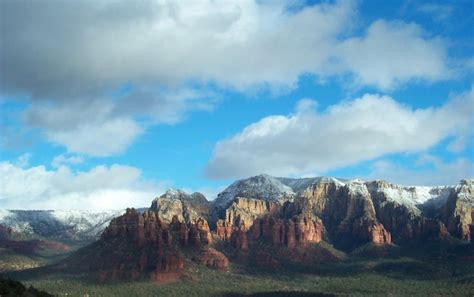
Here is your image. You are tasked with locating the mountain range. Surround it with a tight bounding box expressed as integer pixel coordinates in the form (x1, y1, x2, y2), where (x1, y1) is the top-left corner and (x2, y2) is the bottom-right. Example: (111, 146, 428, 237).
(1, 174, 471, 285)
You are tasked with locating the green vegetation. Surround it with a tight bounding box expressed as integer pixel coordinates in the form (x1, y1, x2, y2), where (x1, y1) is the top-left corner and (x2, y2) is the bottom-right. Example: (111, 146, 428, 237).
(0, 276, 53, 297)
(5, 241, 473, 297)
(0, 248, 45, 272)
(15, 264, 473, 297)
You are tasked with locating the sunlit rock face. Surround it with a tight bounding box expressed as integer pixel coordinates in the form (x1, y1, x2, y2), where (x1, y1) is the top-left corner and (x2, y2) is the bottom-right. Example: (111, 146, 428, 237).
(214, 176, 473, 250)
(150, 189, 211, 224)
(438, 180, 473, 241)
(63, 176, 472, 282)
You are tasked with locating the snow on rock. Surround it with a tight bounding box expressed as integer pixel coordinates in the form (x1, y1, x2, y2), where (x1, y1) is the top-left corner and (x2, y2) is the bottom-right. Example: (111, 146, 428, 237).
(347, 179, 370, 197)
(214, 174, 295, 209)
(366, 180, 455, 212)
(150, 188, 210, 223)
(0, 209, 123, 240)
(277, 176, 346, 194)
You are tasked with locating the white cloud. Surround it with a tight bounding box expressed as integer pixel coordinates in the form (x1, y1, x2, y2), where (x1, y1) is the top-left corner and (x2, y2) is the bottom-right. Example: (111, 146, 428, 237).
(447, 136, 467, 153)
(417, 3, 454, 21)
(368, 156, 473, 186)
(51, 154, 84, 168)
(22, 89, 214, 156)
(1, 0, 452, 95)
(0, 0, 459, 156)
(0, 162, 168, 210)
(48, 117, 142, 157)
(206, 87, 474, 179)
(336, 20, 449, 89)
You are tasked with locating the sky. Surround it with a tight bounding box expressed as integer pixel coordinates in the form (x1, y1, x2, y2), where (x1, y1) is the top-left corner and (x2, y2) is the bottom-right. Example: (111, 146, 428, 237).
(0, 0, 473, 210)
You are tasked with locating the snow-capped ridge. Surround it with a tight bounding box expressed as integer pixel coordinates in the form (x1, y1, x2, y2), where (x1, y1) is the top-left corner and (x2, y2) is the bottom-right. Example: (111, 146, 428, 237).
(214, 174, 295, 209)
(0, 209, 123, 239)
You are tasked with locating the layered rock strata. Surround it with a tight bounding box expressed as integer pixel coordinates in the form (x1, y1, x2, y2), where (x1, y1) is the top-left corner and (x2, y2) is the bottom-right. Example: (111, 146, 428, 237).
(91, 208, 227, 282)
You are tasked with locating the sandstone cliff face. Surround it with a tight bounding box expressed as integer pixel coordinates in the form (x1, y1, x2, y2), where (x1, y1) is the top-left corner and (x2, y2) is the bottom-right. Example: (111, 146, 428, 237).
(215, 197, 280, 243)
(222, 198, 280, 230)
(196, 248, 229, 270)
(213, 175, 474, 249)
(288, 180, 392, 248)
(92, 208, 227, 282)
(439, 180, 473, 241)
(368, 182, 450, 242)
(250, 214, 324, 249)
(296, 179, 343, 217)
(215, 179, 393, 251)
(82, 177, 473, 281)
(350, 219, 391, 245)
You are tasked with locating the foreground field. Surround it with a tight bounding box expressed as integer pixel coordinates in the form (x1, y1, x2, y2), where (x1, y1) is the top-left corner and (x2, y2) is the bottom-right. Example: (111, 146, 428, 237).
(13, 248, 474, 297)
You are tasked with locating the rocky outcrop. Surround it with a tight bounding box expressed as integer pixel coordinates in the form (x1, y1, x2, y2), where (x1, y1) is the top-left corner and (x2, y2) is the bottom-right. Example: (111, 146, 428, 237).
(288, 180, 392, 248)
(369, 222, 392, 244)
(439, 180, 473, 242)
(368, 184, 451, 242)
(223, 198, 281, 230)
(215, 197, 281, 244)
(92, 208, 226, 282)
(150, 189, 211, 224)
(230, 229, 249, 251)
(0, 224, 13, 240)
(61, 177, 472, 282)
(213, 174, 295, 211)
(216, 220, 234, 241)
(196, 248, 229, 270)
(350, 219, 391, 245)
(248, 214, 324, 249)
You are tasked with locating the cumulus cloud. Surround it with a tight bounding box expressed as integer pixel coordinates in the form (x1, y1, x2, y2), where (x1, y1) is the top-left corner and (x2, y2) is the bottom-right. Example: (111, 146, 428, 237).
(0, 0, 458, 156)
(336, 20, 449, 89)
(0, 0, 351, 97)
(0, 0, 452, 95)
(368, 156, 473, 186)
(21, 88, 214, 156)
(205, 87, 474, 179)
(0, 162, 167, 210)
(51, 154, 84, 168)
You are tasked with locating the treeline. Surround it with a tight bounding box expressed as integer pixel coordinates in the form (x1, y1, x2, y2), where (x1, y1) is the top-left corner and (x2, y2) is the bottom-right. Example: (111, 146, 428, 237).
(0, 276, 53, 297)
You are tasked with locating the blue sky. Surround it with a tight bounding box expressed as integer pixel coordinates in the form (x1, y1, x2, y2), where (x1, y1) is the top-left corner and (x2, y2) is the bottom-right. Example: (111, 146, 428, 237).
(0, 0, 473, 209)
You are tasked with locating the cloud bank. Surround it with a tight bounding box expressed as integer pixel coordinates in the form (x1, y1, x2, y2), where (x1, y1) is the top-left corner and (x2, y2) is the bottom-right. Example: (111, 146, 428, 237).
(206, 87, 474, 180)
(0, 0, 454, 156)
(0, 161, 166, 210)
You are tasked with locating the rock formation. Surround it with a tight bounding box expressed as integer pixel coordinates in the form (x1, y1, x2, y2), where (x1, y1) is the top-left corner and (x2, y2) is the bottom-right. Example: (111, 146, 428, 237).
(150, 189, 211, 224)
(90, 207, 228, 282)
(439, 180, 473, 241)
(223, 197, 281, 230)
(196, 248, 229, 270)
(250, 214, 324, 249)
(213, 174, 295, 211)
(63, 176, 473, 281)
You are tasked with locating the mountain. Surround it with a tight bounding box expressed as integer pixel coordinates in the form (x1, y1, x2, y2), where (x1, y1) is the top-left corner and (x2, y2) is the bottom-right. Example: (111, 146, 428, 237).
(213, 174, 296, 210)
(50, 175, 472, 283)
(215, 176, 473, 247)
(1, 175, 472, 284)
(0, 209, 124, 242)
(150, 189, 211, 224)
(0, 209, 125, 272)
